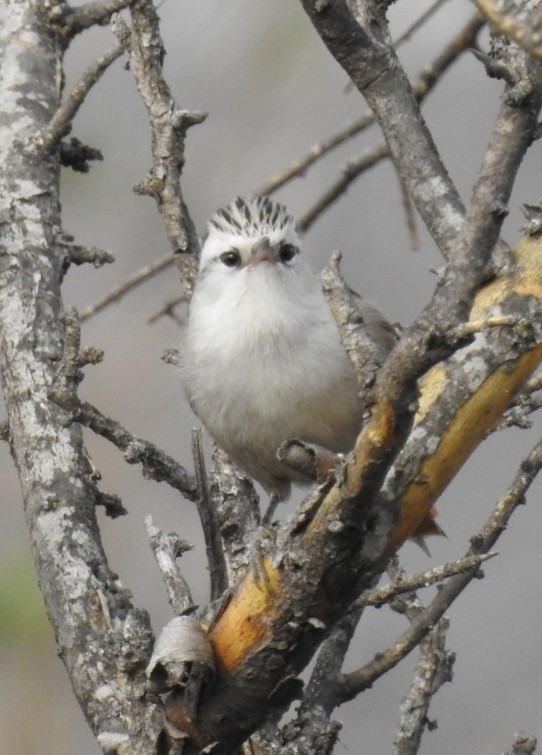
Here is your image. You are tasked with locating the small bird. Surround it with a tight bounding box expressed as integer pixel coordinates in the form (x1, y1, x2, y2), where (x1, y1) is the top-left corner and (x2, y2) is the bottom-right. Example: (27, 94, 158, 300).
(181, 196, 398, 503)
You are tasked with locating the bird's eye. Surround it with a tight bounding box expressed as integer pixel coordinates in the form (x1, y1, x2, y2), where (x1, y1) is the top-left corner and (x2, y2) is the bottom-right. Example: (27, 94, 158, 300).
(219, 250, 241, 268)
(279, 243, 298, 263)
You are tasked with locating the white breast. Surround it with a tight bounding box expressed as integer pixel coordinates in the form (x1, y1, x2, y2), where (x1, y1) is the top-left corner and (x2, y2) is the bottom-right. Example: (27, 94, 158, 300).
(181, 255, 363, 494)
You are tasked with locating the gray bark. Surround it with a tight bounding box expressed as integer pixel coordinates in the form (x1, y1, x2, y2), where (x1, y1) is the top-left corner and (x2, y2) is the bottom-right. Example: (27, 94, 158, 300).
(0, 3, 160, 751)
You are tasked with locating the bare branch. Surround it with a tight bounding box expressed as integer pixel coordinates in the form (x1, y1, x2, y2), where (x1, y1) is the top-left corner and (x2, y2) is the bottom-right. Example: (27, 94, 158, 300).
(359, 552, 497, 608)
(473, 0, 542, 60)
(0, 8, 161, 745)
(48, 0, 131, 39)
(504, 733, 538, 755)
(393, 0, 450, 46)
(79, 12, 483, 322)
(297, 143, 389, 232)
(122, 2, 203, 290)
(148, 293, 187, 324)
(80, 253, 174, 321)
(191, 429, 229, 601)
(145, 514, 195, 614)
(296, 13, 484, 233)
(299, 0, 466, 257)
(394, 618, 454, 755)
(421, 49, 542, 326)
(207, 447, 261, 586)
(36, 41, 126, 154)
(338, 432, 542, 703)
(258, 7, 482, 202)
(257, 114, 377, 197)
(64, 397, 199, 501)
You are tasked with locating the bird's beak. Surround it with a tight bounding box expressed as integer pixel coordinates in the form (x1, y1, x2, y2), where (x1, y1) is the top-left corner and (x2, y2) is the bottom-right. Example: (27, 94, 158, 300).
(249, 237, 276, 266)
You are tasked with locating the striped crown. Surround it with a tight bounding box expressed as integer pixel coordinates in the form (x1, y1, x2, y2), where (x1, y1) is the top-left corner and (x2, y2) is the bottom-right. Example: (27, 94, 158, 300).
(208, 196, 294, 239)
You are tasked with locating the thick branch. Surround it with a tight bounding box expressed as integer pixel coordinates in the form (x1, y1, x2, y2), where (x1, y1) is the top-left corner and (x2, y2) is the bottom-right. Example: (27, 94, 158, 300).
(0, 6, 160, 750)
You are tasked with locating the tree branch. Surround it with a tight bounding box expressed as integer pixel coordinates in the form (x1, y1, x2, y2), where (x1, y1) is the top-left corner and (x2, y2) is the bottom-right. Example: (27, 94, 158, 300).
(66, 398, 199, 501)
(36, 41, 126, 154)
(339, 429, 542, 702)
(279, 13, 485, 232)
(359, 552, 497, 608)
(47, 0, 131, 39)
(176, 222, 542, 752)
(145, 514, 195, 615)
(0, 6, 161, 749)
(393, 618, 454, 754)
(121, 2, 204, 290)
(80, 253, 174, 321)
(299, 0, 465, 258)
(191, 429, 229, 601)
(473, 0, 542, 60)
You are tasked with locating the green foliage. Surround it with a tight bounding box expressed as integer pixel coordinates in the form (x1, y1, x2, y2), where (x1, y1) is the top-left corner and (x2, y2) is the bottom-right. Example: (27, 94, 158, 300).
(0, 552, 51, 649)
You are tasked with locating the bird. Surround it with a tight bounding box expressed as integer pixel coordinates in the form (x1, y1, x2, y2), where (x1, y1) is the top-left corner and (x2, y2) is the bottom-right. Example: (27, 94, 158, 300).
(180, 196, 401, 504)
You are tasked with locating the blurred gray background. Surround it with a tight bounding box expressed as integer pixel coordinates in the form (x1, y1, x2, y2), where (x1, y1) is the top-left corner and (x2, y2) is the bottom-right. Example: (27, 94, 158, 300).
(1, 1, 541, 753)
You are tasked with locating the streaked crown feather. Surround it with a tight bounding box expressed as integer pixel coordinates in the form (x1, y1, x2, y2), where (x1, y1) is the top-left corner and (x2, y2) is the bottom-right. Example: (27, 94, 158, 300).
(208, 196, 294, 239)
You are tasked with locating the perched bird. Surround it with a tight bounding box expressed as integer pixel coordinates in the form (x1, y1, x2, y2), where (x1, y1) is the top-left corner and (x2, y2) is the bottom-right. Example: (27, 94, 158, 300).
(181, 196, 398, 502)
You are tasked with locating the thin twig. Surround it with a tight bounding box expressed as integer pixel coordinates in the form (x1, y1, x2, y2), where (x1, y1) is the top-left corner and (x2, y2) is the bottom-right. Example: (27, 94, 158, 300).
(207, 447, 261, 586)
(394, 0, 450, 46)
(299, 0, 470, 256)
(191, 429, 228, 601)
(296, 13, 484, 233)
(123, 2, 203, 288)
(256, 114, 376, 197)
(61, 397, 200, 501)
(80, 14, 483, 321)
(80, 253, 174, 321)
(148, 293, 187, 324)
(337, 434, 542, 703)
(145, 514, 194, 614)
(358, 552, 497, 608)
(261, 13, 483, 205)
(37, 41, 126, 154)
(394, 618, 454, 755)
(297, 143, 389, 232)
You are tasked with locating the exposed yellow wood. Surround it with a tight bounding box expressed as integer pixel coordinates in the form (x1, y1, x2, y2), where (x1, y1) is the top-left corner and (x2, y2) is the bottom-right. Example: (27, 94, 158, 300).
(385, 343, 542, 555)
(386, 233, 542, 551)
(209, 555, 282, 673)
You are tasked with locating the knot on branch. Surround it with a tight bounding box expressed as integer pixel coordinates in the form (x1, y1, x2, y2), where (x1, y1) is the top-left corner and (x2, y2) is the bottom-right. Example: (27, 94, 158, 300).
(173, 109, 208, 132)
(60, 137, 103, 173)
(96, 491, 127, 518)
(133, 173, 164, 199)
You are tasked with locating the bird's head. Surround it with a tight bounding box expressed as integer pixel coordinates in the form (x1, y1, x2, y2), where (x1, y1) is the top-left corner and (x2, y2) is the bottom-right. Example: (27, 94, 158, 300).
(199, 197, 302, 279)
